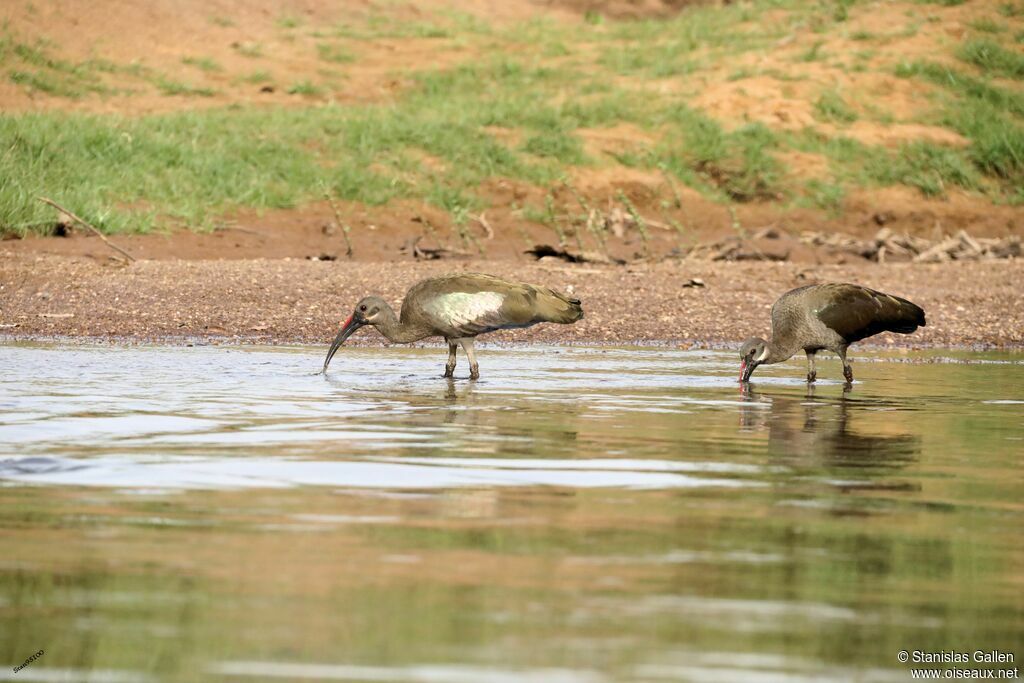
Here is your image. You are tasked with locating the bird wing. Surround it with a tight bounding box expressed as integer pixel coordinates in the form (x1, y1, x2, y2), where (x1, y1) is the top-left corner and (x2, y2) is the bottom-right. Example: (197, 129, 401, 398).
(420, 290, 511, 336)
(406, 273, 580, 338)
(810, 283, 926, 343)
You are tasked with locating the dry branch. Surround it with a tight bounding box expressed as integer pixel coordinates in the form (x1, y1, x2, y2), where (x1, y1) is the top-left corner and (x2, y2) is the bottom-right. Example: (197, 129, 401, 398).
(472, 212, 495, 240)
(320, 184, 354, 257)
(37, 197, 136, 262)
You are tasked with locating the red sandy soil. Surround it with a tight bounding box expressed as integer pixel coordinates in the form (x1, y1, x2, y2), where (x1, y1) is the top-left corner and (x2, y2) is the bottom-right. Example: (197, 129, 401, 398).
(3, 0, 1021, 250)
(2, 253, 1022, 347)
(2, 0, 1022, 347)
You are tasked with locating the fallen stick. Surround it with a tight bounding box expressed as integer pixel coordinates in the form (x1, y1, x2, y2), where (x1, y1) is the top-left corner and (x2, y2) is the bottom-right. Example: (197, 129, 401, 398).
(320, 184, 354, 257)
(472, 212, 495, 240)
(37, 197, 136, 262)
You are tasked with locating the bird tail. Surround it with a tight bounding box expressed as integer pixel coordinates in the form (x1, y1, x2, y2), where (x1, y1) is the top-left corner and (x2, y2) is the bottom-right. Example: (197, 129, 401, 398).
(536, 287, 584, 324)
(885, 294, 926, 333)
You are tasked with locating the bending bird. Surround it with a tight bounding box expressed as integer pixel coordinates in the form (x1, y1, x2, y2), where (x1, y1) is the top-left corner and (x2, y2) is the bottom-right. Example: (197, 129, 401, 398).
(323, 273, 583, 379)
(739, 283, 926, 384)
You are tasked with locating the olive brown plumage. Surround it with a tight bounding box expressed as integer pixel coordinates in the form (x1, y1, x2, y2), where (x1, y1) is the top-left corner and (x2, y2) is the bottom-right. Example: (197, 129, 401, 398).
(739, 283, 926, 384)
(323, 273, 583, 379)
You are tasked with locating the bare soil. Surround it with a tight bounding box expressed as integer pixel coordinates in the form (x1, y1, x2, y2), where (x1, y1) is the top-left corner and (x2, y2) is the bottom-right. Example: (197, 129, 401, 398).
(2, 252, 1021, 347)
(3, 0, 1022, 348)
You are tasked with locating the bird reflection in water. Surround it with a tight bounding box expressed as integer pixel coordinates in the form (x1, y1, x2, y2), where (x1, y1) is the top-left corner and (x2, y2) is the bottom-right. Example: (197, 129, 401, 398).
(739, 385, 921, 471)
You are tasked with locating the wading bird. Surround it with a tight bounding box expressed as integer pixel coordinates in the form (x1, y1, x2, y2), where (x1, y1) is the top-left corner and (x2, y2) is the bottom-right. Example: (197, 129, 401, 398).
(323, 273, 583, 379)
(739, 283, 925, 384)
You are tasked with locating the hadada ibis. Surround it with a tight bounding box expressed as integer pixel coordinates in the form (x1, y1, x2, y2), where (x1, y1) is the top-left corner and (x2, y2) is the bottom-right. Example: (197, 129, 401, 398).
(323, 272, 583, 379)
(739, 283, 926, 384)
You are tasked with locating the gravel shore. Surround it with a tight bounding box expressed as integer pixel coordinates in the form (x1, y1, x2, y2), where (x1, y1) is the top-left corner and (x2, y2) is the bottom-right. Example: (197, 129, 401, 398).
(2, 254, 1022, 348)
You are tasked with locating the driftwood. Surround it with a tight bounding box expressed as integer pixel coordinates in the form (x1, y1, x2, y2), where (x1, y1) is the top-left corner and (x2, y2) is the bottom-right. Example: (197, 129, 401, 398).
(683, 226, 1020, 263)
(525, 244, 625, 265)
(682, 226, 782, 261)
(37, 197, 136, 262)
(401, 236, 471, 261)
(801, 227, 1020, 263)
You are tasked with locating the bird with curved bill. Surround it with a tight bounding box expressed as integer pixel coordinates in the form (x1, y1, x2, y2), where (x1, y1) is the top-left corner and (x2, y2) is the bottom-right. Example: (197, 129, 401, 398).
(739, 283, 926, 385)
(323, 273, 584, 379)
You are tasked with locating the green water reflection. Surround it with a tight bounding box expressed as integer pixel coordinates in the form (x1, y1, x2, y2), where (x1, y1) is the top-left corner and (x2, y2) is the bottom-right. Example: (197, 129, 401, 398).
(0, 345, 1021, 682)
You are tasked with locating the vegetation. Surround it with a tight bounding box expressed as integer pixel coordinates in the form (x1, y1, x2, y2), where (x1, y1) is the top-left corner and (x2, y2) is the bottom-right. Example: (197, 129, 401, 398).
(2, 0, 1024, 235)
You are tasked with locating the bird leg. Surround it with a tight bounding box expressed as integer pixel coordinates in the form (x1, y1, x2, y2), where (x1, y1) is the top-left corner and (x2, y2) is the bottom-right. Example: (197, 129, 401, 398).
(838, 347, 853, 384)
(459, 338, 480, 380)
(443, 340, 458, 378)
(805, 350, 817, 384)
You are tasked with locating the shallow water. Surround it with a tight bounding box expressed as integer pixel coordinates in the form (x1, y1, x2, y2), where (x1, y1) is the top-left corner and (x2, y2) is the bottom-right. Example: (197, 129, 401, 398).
(1, 343, 1022, 682)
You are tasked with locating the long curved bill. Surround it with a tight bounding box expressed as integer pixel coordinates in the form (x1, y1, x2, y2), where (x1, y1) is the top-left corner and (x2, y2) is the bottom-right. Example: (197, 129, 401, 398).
(322, 314, 363, 373)
(740, 360, 757, 383)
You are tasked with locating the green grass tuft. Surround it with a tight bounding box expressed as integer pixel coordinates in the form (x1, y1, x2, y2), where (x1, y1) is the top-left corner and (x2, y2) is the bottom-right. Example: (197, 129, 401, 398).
(316, 43, 355, 64)
(896, 61, 1024, 118)
(815, 91, 859, 123)
(182, 56, 222, 72)
(868, 142, 979, 196)
(9, 69, 82, 97)
(968, 18, 1004, 34)
(155, 78, 216, 97)
(286, 80, 322, 96)
(958, 38, 1024, 79)
(239, 71, 272, 84)
(521, 131, 586, 164)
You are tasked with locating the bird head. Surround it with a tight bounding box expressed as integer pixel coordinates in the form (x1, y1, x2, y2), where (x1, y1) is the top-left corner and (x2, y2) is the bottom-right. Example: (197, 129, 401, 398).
(739, 337, 768, 382)
(322, 296, 388, 373)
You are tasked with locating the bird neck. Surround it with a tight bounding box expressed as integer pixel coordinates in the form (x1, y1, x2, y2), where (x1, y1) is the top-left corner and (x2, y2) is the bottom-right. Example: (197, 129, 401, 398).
(764, 337, 799, 365)
(374, 306, 431, 344)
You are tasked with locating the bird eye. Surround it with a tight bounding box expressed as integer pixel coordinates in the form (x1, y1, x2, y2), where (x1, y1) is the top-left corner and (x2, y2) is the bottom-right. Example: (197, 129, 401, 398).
(359, 305, 367, 312)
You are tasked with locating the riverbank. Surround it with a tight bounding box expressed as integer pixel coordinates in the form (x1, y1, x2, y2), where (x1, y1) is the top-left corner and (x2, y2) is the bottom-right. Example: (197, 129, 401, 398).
(2, 253, 1021, 347)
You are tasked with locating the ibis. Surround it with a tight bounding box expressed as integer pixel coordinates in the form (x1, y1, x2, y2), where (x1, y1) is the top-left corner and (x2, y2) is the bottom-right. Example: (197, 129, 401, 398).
(739, 283, 926, 384)
(323, 273, 583, 379)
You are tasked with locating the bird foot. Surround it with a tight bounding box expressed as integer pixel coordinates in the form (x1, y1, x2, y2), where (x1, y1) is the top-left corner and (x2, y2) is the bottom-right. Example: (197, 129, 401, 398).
(806, 371, 816, 384)
(469, 367, 480, 380)
(843, 367, 854, 384)
(443, 367, 455, 378)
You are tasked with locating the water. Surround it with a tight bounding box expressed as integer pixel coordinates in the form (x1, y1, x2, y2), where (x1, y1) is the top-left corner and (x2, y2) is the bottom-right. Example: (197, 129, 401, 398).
(1, 343, 1022, 682)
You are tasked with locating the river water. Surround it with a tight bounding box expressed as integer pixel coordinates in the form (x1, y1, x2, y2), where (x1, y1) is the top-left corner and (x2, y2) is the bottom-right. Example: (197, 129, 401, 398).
(1, 343, 1022, 682)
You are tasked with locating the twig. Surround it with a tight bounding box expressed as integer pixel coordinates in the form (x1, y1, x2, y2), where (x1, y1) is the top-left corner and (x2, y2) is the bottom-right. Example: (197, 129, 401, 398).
(451, 207, 484, 255)
(37, 197, 136, 262)
(616, 191, 650, 258)
(472, 212, 495, 240)
(544, 192, 567, 249)
(585, 208, 609, 256)
(320, 183, 354, 257)
(213, 224, 266, 237)
(562, 179, 592, 213)
(658, 165, 683, 209)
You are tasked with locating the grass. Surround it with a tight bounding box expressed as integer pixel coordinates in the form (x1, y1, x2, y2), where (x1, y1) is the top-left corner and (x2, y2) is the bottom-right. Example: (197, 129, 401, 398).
(239, 71, 272, 84)
(155, 78, 216, 97)
(799, 40, 826, 62)
(1000, 2, 1024, 17)
(286, 80, 322, 96)
(896, 60, 1024, 186)
(867, 141, 980, 196)
(968, 18, 1004, 34)
(814, 91, 859, 123)
(896, 61, 1024, 117)
(233, 43, 264, 58)
(2, 34, 109, 98)
(958, 38, 1024, 79)
(316, 43, 355, 64)
(9, 69, 83, 97)
(2, 0, 1023, 235)
(182, 56, 222, 72)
